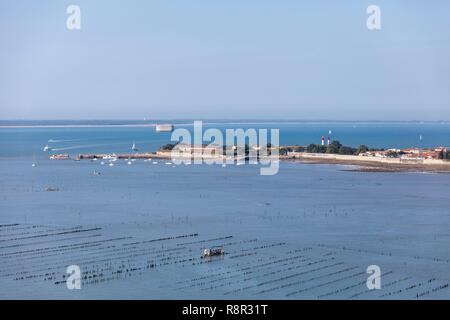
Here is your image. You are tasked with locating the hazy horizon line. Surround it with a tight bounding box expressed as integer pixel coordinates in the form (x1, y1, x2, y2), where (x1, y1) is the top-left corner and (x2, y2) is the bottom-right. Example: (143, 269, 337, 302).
(1, 119, 450, 123)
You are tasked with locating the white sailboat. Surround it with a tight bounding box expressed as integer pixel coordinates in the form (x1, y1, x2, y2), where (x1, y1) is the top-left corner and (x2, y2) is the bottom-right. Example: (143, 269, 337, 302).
(43, 144, 51, 152)
(31, 153, 37, 167)
(132, 142, 138, 152)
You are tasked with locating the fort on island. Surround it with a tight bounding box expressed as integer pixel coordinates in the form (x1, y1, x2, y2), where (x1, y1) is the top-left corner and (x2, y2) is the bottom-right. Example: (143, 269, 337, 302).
(48, 139, 450, 172)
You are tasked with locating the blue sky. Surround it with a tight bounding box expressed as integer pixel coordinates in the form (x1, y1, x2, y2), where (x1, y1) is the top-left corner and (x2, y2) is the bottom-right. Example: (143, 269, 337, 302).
(1, 0, 449, 120)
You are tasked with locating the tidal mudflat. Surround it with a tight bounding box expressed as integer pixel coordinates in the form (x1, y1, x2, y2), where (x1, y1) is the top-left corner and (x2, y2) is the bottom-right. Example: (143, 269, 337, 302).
(1, 158, 450, 299)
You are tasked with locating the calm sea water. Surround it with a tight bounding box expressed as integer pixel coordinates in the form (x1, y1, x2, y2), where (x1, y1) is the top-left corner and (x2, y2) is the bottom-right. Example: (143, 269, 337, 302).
(1, 158, 450, 299)
(1, 122, 450, 299)
(1, 121, 450, 159)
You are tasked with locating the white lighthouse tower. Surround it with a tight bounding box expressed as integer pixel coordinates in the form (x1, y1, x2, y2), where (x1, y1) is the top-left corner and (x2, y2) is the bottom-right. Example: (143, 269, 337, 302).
(321, 136, 325, 146)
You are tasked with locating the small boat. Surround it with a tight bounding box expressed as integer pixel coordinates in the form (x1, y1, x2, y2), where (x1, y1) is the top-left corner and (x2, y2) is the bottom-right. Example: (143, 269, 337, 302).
(109, 163, 114, 167)
(155, 124, 174, 132)
(102, 153, 117, 160)
(202, 247, 224, 258)
(43, 145, 51, 152)
(132, 142, 138, 152)
(50, 154, 70, 160)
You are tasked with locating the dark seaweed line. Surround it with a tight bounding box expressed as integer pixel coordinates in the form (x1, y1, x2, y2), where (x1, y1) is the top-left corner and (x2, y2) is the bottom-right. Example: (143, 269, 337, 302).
(0, 224, 40, 232)
(0, 240, 123, 267)
(346, 274, 408, 299)
(1, 239, 137, 277)
(239, 242, 286, 253)
(54, 253, 185, 286)
(206, 257, 329, 293)
(176, 236, 233, 246)
(225, 242, 287, 259)
(0, 237, 106, 265)
(0, 242, 147, 276)
(318, 243, 450, 264)
(123, 233, 198, 247)
(0, 227, 102, 243)
(379, 278, 437, 298)
(0, 236, 130, 258)
(12, 245, 187, 281)
(0, 226, 68, 239)
(35, 244, 192, 281)
(17, 245, 188, 282)
(0, 233, 103, 251)
(201, 256, 268, 275)
(251, 261, 345, 295)
(53, 246, 212, 285)
(5, 234, 191, 264)
(0, 223, 20, 228)
(318, 271, 393, 299)
(174, 256, 270, 286)
(215, 258, 315, 292)
(285, 267, 363, 297)
(179, 255, 309, 290)
(0, 224, 63, 233)
(249, 258, 313, 280)
(224, 256, 328, 295)
(0, 242, 107, 275)
(1, 232, 196, 266)
(257, 259, 340, 288)
(217, 256, 312, 286)
(198, 239, 257, 250)
(415, 283, 449, 299)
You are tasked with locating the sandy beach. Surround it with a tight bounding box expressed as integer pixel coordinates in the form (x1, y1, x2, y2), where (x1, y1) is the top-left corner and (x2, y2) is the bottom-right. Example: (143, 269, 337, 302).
(286, 157, 450, 173)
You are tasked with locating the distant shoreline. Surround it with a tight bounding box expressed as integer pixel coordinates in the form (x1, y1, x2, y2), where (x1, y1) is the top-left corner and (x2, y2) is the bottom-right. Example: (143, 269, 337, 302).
(64, 150, 450, 174)
(0, 124, 157, 128)
(1, 120, 450, 128)
(2, 152, 450, 173)
(286, 156, 450, 173)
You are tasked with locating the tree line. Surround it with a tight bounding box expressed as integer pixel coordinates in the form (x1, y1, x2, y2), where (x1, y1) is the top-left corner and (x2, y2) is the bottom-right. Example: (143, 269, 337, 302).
(438, 150, 450, 160)
(280, 141, 373, 156)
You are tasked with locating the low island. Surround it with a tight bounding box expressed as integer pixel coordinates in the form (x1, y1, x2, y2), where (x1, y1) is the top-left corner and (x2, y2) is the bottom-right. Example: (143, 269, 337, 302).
(50, 140, 450, 173)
